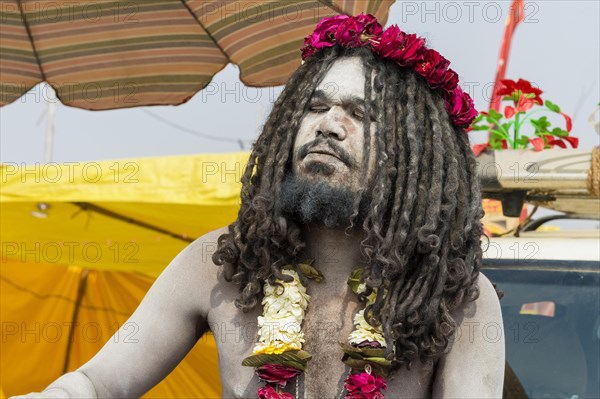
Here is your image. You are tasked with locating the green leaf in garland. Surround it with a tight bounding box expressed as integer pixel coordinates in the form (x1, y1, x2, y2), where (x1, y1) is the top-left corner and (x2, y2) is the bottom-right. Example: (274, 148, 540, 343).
(298, 263, 324, 282)
(347, 268, 364, 294)
(242, 350, 312, 371)
(342, 350, 364, 360)
(364, 357, 393, 366)
(545, 100, 561, 113)
(339, 342, 386, 358)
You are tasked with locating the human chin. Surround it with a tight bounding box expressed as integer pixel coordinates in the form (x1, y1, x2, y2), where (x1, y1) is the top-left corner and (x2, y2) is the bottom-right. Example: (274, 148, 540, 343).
(278, 172, 356, 228)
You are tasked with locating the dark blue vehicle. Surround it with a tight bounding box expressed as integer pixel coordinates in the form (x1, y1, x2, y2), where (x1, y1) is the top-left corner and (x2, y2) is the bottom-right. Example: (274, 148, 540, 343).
(482, 232, 599, 399)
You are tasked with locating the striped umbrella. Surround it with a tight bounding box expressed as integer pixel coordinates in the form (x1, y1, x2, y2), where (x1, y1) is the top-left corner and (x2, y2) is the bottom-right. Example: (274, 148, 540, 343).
(0, 0, 394, 110)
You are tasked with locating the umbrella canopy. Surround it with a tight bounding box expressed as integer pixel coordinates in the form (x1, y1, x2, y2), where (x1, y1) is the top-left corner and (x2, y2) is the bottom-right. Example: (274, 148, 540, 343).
(0, 152, 249, 397)
(0, 0, 394, 110)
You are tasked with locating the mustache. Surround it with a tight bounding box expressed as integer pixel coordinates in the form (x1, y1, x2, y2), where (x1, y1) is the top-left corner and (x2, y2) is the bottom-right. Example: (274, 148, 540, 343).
(297, 138, 357, 167)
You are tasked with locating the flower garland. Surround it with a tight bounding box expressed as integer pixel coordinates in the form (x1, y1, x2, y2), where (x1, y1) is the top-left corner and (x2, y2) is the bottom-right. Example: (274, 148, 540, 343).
(242, 265, 393, 399)
(301, 13, 478, 129)
(342, 269, 391, 399)
(242, 268, 312, 399)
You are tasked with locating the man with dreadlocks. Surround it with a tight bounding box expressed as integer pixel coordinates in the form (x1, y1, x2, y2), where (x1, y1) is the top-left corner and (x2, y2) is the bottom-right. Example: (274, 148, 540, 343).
(13, 14, 504, 399)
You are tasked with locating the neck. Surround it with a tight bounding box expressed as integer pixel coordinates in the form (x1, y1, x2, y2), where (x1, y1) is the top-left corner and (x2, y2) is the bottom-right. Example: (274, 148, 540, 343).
(300, 223, 366, 282)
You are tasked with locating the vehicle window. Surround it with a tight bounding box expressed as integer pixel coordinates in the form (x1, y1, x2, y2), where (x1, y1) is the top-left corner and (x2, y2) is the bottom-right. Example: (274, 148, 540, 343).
(483, 260, 600, 399)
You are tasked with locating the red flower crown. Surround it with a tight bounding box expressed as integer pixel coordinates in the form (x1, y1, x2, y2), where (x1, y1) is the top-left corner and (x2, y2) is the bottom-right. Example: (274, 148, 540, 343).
(301, 14, 478, 128)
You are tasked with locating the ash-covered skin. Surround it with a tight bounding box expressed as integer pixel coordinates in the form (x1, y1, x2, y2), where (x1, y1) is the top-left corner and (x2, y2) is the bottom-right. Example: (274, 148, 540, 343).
(11, 50, 505, 399)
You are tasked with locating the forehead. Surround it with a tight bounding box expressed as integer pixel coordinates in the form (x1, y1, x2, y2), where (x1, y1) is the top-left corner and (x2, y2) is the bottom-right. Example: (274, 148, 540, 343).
(315, 57, 366, 100)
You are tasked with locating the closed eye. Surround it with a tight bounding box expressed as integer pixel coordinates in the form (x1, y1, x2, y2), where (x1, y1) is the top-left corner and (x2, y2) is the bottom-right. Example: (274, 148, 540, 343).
(352, 108, 365, 120)
(309, 104, 329, 113)
(352, 108, 377, 122)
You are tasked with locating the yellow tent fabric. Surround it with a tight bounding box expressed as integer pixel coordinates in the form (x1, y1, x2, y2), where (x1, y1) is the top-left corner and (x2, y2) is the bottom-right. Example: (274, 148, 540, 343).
(1, 153, 249, 398)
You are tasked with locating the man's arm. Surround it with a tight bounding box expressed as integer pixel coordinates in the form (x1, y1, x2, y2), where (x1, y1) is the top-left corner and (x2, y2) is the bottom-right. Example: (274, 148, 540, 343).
(432, 273, 505, 398)
(11, 230, 223, 399)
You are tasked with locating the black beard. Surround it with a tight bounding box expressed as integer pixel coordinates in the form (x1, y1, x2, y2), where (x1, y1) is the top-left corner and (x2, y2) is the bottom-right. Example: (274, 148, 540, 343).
(277, 172, 368, 228)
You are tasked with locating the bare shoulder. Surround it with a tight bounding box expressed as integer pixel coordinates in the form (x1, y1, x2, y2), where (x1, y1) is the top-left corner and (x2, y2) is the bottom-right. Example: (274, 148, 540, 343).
(476, 272, 501, 305)
(466, 272, 502, 318)
(432, 271, 505, 398)
(181, 225, 230, 263)
(163, 226, 230, 317)
(452, 272, 504, 350)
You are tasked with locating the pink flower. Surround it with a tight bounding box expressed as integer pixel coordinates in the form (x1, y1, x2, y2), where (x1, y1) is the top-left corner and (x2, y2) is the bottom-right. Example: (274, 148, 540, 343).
(355, 13, 383, 36)
(334, 17, 364, 47)
(371, 25, 425, 66)
(414, 49, 451, 89)
(445, 87, 478, 128)
(301, 36, 316, 59)
(256, 364, 301, 388)
(301, 14, 383, 58)
(440, 68, 459, 92)
(314, 14, 349, 43)
(334, 14, 383, 47)
(301, 15, 348, 59)
(332, 21, 360, 46)
(306, 32, 329, 50)
(257, 385, 294, 399)
(344, 372, 387, 399)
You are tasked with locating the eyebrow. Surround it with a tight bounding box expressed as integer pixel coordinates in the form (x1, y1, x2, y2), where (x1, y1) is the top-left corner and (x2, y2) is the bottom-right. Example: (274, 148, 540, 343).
(310, 89, 367, 109)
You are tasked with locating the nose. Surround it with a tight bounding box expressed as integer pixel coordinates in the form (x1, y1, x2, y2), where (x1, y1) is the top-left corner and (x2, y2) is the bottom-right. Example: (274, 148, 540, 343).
(316, 106, 347, 140)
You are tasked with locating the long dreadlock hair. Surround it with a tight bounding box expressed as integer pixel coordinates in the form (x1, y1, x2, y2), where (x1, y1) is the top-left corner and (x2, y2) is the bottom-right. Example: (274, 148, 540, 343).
(212, 45, 484, 368)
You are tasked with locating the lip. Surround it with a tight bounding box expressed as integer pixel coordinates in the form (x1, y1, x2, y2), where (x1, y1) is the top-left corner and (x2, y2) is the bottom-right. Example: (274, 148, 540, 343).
(306, 147, 342, 161)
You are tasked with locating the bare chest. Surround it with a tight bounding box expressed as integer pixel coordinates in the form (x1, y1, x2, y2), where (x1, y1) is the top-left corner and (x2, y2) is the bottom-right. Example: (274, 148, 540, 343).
(209, 287, 435, 398)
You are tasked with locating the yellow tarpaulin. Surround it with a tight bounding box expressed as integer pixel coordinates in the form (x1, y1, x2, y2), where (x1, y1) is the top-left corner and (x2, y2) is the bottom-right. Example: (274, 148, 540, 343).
(1, 152, 249, 398)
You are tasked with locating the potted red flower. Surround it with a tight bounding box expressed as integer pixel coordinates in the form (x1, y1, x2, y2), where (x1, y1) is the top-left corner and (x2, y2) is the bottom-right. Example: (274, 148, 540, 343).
(470, 78, 579, 156)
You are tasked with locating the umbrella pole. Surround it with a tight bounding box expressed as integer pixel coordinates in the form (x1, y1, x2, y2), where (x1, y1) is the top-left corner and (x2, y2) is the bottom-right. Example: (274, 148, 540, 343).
(44, 89, 57, 163)
(62, 268, 90, 374)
